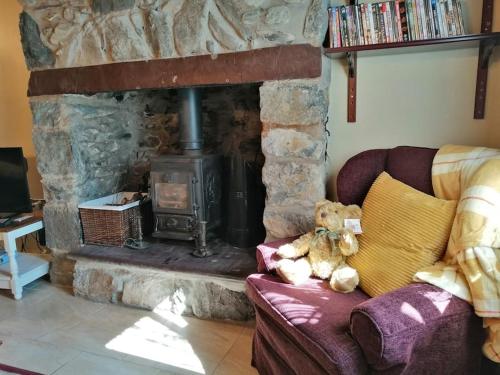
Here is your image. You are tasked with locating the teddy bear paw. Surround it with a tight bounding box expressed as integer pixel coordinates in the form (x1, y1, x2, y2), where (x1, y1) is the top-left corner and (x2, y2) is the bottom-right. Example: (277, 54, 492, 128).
(276, 243, 300, 259)
(276, 258, 312, 285)
(329, 265, 359, 293)
(339, 230, 359, 256)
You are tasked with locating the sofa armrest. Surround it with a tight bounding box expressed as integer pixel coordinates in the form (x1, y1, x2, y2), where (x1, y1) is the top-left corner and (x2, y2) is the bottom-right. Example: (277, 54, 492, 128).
(256, 237, 299, 273)
(350, 283, 485, 374)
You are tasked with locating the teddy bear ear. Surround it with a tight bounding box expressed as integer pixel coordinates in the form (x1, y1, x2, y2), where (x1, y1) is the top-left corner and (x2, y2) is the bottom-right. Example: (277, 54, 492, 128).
(315, 199, 331, 209)
(347, 205, 362, 219)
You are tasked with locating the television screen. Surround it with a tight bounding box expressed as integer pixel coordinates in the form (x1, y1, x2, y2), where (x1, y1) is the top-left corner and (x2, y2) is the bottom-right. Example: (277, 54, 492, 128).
(0, 147, 32, 215)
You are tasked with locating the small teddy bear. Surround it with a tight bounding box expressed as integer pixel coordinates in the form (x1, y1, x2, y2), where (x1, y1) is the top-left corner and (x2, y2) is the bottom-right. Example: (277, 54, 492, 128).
(276, 200, 362, 293)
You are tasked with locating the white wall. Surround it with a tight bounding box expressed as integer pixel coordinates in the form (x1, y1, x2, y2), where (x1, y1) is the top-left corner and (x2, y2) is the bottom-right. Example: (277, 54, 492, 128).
(0, 0, 43, 198)
(326, 0, 500, 198)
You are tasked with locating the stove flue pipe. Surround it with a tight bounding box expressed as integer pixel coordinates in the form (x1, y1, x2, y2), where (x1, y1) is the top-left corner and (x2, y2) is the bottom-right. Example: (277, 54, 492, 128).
(178, 87, 203, 155)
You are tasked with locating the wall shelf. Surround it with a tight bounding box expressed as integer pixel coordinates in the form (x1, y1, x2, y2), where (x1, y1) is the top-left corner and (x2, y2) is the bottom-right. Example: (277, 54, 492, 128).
(326, 0, 498, 123)
(324, 32, 500, 58)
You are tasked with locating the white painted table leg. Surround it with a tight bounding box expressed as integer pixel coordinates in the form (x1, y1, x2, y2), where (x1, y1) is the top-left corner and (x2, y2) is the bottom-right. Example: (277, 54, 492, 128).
(4, 234, 22, 300)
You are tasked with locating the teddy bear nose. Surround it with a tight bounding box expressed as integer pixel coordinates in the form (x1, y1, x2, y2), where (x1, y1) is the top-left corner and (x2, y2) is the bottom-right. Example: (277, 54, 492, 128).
(321, 212, 327, 218)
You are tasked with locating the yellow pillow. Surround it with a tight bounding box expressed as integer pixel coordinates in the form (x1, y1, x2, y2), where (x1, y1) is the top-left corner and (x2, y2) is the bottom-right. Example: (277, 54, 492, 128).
(347, 172, 456, 297)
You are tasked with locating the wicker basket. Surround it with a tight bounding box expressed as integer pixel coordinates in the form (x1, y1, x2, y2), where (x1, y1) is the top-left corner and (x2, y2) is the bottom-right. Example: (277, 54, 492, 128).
(78, 192, 147, 247)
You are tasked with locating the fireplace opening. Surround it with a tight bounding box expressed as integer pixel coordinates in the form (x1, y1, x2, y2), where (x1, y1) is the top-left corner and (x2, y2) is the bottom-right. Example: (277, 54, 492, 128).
(72, 83, 266, 276)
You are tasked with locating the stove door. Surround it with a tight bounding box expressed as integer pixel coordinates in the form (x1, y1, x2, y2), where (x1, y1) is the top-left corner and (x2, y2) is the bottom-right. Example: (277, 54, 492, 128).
(151, 170, 195, 215)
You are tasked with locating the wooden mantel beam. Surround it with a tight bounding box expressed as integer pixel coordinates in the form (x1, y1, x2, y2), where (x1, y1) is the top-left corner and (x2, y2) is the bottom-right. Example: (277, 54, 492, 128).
(28, 44, 322, 97)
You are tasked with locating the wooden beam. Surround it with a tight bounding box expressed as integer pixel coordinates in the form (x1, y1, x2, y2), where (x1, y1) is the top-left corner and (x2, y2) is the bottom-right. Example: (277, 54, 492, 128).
(28, 44, 322, 97)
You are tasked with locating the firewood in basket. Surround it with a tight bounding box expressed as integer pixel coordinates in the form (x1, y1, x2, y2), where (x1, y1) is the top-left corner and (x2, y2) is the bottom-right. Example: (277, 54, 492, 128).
(105, 193, 146, 206)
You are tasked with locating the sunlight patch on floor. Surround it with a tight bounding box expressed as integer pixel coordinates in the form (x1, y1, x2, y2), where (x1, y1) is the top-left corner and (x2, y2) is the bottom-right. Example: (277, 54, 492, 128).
(105, 316, 205, 374)
(154, 301, 189, 328)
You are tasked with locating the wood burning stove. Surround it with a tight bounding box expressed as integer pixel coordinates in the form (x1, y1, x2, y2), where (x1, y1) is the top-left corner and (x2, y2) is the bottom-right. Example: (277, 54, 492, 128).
(151, 88, 222, 257)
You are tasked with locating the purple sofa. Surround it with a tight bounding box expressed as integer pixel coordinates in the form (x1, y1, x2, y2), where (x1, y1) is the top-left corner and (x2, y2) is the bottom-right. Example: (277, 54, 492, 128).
(246, 146, 487, 375)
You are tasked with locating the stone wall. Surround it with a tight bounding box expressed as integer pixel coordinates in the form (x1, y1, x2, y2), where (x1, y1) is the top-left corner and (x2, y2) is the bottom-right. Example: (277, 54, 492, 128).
(20, 0, 332, 310)
(31, 94, 141, 284)
(261, 58, 330, 240)
(19, 0, 327, 70)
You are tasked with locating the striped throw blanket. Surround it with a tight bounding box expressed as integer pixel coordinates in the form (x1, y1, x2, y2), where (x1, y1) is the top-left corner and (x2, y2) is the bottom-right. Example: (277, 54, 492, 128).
(415, 145, 500, 363)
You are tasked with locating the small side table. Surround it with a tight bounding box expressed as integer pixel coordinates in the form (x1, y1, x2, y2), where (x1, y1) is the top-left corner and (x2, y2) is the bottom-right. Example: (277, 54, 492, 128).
(0, 215, 49, 300)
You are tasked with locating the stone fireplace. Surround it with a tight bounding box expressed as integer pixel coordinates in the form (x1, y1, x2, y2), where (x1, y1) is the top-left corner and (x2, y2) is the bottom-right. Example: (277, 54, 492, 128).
(20, 0, 331, 319)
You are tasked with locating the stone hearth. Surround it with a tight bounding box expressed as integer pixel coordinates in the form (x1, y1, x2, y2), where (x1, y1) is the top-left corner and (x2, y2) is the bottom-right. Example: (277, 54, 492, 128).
(71, 239, 256, 320)
(20, 0, 331, 320)
(73, 260, 253, 320)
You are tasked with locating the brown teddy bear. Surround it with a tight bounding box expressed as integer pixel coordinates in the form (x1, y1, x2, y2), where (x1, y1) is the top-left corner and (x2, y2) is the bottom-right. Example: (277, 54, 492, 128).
(276, 200, 362, 293)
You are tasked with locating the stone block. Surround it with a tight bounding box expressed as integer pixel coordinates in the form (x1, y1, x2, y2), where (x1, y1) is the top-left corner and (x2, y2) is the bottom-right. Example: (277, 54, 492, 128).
(303, 0, 328, 46)
(92, 0, 135, 14)
(50, 271, 74, 288)
(51, 250, 76, 274)
(173, 0, 208, 56)
(208, 13, 245, 51)
(43, 203, 81, 251)
(32, 129, 74, 176)
(213, 0, 252, 43)
(262, 160, 325, 206)
(260, 81, 328, 126)
(262, 128, 325, 160)
(265, 6, 290, 25)
(30, 100, 62, 129)
(149, 10, 174, 58)
(106, 12, 154, 61)
(263, 205, 316, 240)
(73, 268, 116, 303)
(122, 276, 176, 311)
(50, 250, 75, 287)
(186, 281, 254, 320)
(19, 12, 54, 69)
(41, 174, 80, 203)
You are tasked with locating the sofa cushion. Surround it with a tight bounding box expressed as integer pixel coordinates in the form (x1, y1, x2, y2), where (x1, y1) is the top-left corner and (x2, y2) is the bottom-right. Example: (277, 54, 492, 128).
(337, 149, 389, 207)
(386, 146, 438, 196)
(350, 283, 484, 374)
(347, 172, 457, 297)
(246, 274, 370, 375)
(256, 237, 299, 273)
(337, 147, 438, 207)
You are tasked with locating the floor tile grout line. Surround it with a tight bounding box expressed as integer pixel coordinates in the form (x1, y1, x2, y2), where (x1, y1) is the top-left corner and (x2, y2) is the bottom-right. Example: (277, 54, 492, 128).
(32, 319, 84, 342)
(49, 358, 72, 375)
(0, 337, 80, 375)
(76, 349, 166, 372)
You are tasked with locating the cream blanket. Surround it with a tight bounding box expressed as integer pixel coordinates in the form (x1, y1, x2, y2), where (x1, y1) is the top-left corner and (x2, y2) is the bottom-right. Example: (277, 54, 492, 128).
(415, 145, 500, 363)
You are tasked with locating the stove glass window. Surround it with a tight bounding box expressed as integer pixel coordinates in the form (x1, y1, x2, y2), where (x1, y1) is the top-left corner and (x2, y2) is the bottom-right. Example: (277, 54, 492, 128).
(155, 182, 188, 209)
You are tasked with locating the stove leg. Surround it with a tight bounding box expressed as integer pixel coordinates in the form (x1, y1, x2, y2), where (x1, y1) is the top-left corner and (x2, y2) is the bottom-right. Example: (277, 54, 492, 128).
(192, 221, 213, 257)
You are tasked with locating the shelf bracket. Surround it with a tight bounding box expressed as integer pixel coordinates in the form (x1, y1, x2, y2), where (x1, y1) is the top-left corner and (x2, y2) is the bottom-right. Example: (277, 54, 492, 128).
(479, 40, 496, 68)
(347, 52, 357, 123)
(346, 0, 358, 123)
(474, 0, 495, 119)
